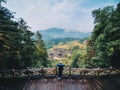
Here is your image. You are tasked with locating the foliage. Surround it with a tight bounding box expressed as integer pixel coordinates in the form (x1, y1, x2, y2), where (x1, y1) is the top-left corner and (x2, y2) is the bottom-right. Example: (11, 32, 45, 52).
(35, 31, 50, 67)
(71, 51, 81, 68)
(0, 0, 6, 4)
(90, 3, 120, 67)
(71, 45, 88, 68)
(0, 5, 49, 69)
(45, 37, 88, 49)
(48, 40, 88, 68)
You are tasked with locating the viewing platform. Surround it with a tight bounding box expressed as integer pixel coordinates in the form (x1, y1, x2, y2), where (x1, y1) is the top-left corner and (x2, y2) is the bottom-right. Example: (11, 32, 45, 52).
(0, 67, 120, 79)
(0, 74, 120, 90)
(0, 67, 120, 90)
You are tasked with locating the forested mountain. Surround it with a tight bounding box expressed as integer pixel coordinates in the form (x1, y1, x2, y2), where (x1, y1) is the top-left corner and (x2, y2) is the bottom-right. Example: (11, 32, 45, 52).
(38, 28, 91, 49)
(38, 28, 91, 40)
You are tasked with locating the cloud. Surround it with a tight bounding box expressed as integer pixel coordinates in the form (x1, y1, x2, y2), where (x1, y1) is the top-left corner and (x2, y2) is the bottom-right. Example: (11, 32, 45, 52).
(4, 0, 119, 32)
(32, 0, 93, 32)
(26, 5, 37, 11)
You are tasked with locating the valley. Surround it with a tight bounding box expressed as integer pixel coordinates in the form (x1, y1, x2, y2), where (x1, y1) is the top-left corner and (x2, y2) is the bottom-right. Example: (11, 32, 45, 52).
(38, 28, 90, 67)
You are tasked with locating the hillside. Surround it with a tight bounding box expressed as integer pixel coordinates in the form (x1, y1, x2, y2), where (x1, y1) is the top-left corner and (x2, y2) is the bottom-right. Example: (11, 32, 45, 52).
(50, 40, 87, 50)
(37, 28, 90, 67)
(38, 28, 91, 49)
(44, 37, 88, 49)
(48, 40, 87, 66)
(38, 28, 91, 40)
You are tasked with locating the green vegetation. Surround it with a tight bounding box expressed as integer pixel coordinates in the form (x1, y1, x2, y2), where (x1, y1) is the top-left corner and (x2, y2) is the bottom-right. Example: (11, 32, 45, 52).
(87, 3, 120, 67)
(45, 37, 89, 49)
(0, 2, 50, 69)
(49, 2, 120, 68)
(48, 40, 88, 67)
(0, 1, 120, 69)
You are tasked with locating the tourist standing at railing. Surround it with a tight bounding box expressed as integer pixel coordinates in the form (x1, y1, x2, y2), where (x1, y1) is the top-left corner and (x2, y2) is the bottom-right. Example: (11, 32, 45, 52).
(57, 61, 65, 79)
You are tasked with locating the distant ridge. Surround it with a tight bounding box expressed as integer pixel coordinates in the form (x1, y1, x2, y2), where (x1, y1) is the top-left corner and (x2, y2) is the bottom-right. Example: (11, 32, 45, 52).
(38, 28, 91, 40)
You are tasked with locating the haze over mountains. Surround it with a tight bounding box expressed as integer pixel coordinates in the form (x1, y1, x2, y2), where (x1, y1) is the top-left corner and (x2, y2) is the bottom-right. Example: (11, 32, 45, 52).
(39, 28, 91, 40)
(38, 28, 91, 49)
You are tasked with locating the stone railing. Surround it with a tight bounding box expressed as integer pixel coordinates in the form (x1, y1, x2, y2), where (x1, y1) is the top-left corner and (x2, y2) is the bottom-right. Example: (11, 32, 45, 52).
(0, 67, 120, 79)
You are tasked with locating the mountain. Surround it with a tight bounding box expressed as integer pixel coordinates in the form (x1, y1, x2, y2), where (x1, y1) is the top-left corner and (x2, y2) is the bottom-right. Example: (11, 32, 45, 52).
(38, 28, 91, 40)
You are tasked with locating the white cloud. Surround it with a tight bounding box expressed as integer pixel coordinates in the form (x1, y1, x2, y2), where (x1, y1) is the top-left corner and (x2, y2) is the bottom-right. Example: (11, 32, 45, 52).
(4, 0, 118, 33)
(26, 5, 37, 11)
(4, 0, 93, 32)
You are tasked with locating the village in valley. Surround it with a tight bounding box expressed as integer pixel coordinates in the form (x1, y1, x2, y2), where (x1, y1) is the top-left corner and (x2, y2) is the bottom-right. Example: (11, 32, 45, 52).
(47, 40, 88, 67)
(48, 48, 72, 60)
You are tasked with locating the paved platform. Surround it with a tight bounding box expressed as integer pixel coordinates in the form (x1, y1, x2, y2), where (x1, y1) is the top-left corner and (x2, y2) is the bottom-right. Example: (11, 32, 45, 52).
(0, 75, 120, 90)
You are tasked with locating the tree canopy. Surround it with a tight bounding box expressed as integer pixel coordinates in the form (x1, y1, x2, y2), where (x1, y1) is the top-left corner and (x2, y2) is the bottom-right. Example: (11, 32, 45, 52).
(0, 4, 50, 69)
(90, 3, 120, 67)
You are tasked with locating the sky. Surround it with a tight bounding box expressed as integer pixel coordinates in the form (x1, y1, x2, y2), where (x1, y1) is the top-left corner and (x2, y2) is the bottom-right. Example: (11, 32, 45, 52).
(3, 0, 120, 32)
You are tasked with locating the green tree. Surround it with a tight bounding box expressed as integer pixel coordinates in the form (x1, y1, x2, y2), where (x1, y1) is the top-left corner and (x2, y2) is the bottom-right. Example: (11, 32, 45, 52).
(71, 53, 80, 68)
(35, 31, 50, 67)
(0, 6, 21, 69)
(0, 5, 50, 69)
(91, 3, 120, 67)
(17, 18, 36, 68)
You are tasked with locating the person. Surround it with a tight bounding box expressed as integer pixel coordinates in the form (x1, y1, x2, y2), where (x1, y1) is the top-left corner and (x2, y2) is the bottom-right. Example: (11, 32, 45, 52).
(56, 61, 65, 79)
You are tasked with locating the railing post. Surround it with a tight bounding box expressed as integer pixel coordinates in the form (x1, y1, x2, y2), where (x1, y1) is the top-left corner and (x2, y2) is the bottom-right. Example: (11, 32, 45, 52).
(41, 67, 44, 78)
(97, 67, 100, 76)
(97, 67, 100, 77)
(11, 68, 15, 78)
(83, 67, 86, 79)
(55, 66, 57, 78)
(26, 67, 30, 78)
(69, 67, 71, 79)
(109, 66, 113, 75)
